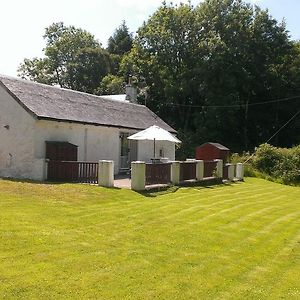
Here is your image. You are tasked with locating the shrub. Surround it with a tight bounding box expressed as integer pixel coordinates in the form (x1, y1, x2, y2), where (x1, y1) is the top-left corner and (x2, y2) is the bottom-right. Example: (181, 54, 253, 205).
(231, 144, 300, 185)
(252, 144, 284, 175)
(252, 143, 300, 185)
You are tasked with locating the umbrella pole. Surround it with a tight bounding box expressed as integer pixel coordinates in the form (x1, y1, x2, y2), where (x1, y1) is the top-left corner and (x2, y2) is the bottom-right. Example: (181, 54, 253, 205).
(154, 138, 156, 159)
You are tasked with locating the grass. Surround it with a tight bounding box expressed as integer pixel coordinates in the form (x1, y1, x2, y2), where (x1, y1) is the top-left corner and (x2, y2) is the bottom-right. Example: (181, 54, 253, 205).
(0, 178, 299, 299)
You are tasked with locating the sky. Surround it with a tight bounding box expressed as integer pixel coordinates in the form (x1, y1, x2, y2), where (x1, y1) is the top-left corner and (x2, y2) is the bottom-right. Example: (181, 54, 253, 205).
(1, 0, 299, 77)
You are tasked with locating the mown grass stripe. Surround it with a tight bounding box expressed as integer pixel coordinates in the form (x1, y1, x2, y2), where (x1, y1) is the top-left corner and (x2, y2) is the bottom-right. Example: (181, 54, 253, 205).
(0, 177, 299, 299)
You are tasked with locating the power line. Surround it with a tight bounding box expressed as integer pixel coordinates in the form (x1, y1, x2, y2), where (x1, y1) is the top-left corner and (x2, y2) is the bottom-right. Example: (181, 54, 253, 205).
(163, 94, 300, 109)
(244, 110, 300, 163)
(265, 110, 300, 144)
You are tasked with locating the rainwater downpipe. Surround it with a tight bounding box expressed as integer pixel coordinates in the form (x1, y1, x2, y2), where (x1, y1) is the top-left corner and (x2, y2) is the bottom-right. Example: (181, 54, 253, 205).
(84, 128, 87, 161)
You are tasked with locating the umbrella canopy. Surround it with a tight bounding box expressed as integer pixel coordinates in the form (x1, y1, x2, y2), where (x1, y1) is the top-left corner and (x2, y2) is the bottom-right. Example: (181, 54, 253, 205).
(127, 125, 181, 143)
(128, 125, 181, 160)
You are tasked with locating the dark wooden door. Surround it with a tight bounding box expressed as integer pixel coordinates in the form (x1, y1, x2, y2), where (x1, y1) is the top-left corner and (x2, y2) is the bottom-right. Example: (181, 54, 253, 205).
(46, 141, 78, 161)
(46, 141, 78, 181)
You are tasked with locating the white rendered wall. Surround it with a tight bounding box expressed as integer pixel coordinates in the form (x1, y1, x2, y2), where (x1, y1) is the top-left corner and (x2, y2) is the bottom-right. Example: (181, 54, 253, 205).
(0, 83, 176, 179)
(0, 86, 45, 180)
(137, 140, 176, 162)
(33, 120, 137, 174)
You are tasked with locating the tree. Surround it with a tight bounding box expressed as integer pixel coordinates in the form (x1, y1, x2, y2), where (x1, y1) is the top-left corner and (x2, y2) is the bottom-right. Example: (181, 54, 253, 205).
(18, 22, 111, 94)
(98, 74, 125, 95)
(121, 3, 200, 131)
(120, 0, 297, 154)
(107, 21, 133, 56)
(106, 21, 134, 77)
(194, 0, 294, 150)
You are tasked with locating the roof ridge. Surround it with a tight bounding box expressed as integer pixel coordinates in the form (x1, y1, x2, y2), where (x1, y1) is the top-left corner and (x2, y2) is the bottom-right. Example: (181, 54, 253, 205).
(0, 74, 177, 133)
(0, 74, 144, 107)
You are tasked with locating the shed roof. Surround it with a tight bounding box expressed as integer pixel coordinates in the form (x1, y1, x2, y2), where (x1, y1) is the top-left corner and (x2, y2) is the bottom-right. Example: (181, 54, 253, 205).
(0, 75, 175, 133)
(199, 142, 230, 150)
(45, 141, 78, 147)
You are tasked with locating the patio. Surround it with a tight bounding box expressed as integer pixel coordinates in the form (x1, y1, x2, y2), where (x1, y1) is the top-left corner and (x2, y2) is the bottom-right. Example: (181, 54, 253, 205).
(114, 174, 131, 189)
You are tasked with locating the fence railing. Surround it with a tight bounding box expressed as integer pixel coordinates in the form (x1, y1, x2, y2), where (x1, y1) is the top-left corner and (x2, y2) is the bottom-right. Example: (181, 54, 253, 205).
(203, 160, 218, 178)
(145, 163, 171, 185)
(47, 161, 98, 184)
(180, 162, 197, 181)
(46, 159, 242, 191)
(223, 164, 229, 179)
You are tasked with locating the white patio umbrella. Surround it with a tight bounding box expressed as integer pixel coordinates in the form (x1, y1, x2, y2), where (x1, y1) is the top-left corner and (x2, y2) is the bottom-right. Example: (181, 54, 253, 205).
(127, 125, 181, 159)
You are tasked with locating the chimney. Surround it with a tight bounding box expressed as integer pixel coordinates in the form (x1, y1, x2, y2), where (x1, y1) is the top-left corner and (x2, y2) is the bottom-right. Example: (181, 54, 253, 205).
(125, 76, 137, 103)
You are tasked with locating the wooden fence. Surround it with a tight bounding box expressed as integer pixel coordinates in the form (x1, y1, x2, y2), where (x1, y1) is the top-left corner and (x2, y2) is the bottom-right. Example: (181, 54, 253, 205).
(223, 164, 229, 179)
(203, 160, 218, 178)
(180, 162, 197, 181)
(145, 163, 171, 185)
(47, 161, 98, 183)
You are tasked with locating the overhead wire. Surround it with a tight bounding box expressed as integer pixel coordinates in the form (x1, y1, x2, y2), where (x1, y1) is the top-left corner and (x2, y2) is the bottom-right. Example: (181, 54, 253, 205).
(243, 110, 300, 163)
(162, 94, 300, 108)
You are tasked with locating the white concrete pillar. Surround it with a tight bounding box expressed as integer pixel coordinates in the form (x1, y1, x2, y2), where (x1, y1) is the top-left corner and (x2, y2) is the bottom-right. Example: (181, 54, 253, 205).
(98, 160, 114, 187)
(227, 164, 235, 181)
(131, 161, 146, 191)
(236, 163, 244, 180)
(215, 159, 223, 178)
(171, 161, 180, 184)
(196, 160, 204, 181)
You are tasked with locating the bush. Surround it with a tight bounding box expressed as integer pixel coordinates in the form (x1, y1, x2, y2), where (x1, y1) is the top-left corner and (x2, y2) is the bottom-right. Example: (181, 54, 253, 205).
(252, 143, 300, 185)
(252, 144, 284, 175)
(230, 144, 300, 185)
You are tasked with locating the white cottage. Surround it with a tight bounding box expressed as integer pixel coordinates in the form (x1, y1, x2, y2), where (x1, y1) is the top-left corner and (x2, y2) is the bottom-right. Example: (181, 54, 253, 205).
(0, 75, 177, 180)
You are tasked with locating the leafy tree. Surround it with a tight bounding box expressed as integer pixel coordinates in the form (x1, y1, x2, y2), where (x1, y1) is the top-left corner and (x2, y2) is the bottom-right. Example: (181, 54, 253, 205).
(18, 22, 111, 94)
(98, 21, 134, 95)
(107, 21, 133, 56)
(18, 58, 54, 85)
(121, 3, 200, 130)
(194, 0, 294, 150)
(121, 0, 298, 154)
(98, 74, 125, 95)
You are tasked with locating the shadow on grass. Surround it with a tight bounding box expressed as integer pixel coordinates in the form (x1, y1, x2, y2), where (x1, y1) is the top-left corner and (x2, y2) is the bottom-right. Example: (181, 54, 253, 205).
(0, 177, 124, 189)
(136, 179, 245, 198)
(0, 177, 63, 185)
(1, 177, 245, 196)
(138, 185, 180, 198)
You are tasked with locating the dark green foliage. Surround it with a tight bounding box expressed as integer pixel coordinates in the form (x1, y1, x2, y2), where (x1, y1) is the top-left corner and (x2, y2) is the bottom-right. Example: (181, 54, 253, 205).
(107, 21, 133, 56)
(253, 144, 284, 174)
(16, 3, 300, 154)
(98, 74, 125, 95)
(18, 22, 111, 94)
(250, 143, 300, 184)
(105, 22, 134, 95)
(121, 0, 300, 155)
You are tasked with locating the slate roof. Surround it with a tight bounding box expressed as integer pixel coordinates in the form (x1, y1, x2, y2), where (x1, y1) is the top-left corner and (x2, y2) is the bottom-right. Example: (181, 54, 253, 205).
(200, 142, 230, 150)
(0, 75, 176, 133)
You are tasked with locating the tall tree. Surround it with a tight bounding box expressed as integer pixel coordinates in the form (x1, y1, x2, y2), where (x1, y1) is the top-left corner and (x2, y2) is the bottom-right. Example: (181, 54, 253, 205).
(107, 21, 133, 56)
(18, 22, 111, 94)
(120, 0, 297, 154)
(121, 3, 200, 132)
(194, 0, 294, 150)
(103, 21, 134, 94)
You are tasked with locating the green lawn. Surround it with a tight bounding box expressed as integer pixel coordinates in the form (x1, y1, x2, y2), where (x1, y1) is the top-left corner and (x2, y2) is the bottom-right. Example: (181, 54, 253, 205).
(0, 178, 299, 299)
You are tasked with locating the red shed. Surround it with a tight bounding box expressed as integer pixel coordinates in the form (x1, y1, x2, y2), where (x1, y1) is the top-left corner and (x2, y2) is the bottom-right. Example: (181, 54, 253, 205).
(195, 142, 230, 163)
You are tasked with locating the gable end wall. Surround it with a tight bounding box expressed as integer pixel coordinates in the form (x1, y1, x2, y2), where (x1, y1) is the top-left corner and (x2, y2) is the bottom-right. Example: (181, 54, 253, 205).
(0, 85, 45, 180)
